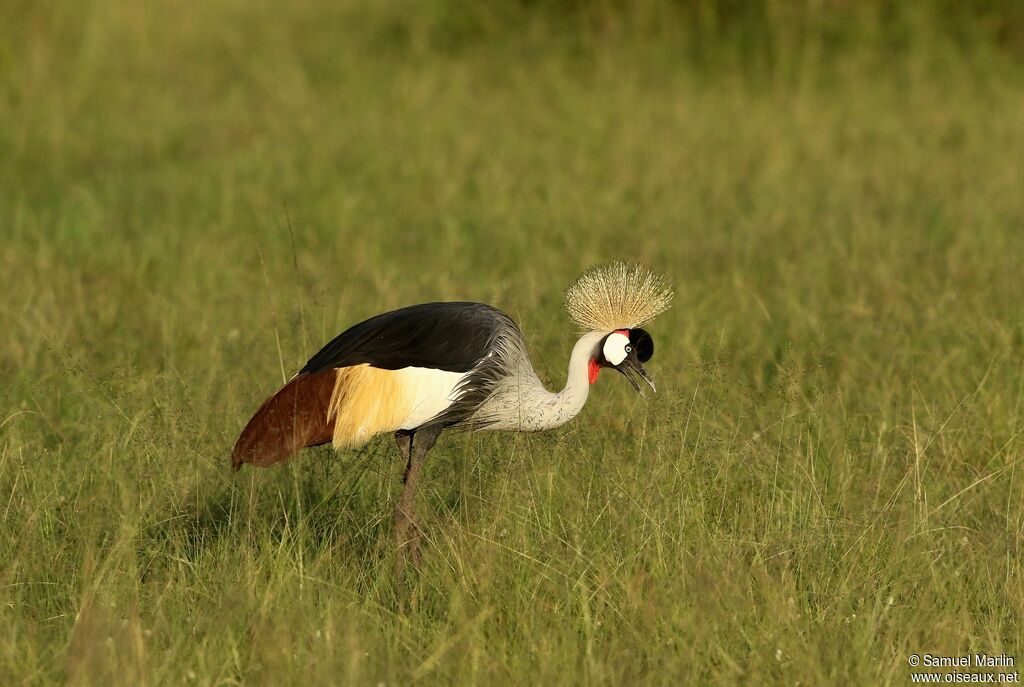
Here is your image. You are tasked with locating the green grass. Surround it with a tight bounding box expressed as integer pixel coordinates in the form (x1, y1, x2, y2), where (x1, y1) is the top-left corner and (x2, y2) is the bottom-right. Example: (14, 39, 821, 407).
(3, 0, 1024, 684)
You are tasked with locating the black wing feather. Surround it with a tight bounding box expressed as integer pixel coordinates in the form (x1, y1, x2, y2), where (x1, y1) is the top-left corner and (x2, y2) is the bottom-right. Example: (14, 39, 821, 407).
(300, 302, 510, 374)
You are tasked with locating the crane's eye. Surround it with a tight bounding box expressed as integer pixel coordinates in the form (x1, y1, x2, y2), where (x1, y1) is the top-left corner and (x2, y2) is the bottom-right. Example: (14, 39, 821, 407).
(625, 345, 632, 353)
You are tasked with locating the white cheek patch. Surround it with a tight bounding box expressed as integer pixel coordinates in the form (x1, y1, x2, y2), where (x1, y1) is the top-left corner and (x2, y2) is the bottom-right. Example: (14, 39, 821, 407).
(602, 332, 630, 366)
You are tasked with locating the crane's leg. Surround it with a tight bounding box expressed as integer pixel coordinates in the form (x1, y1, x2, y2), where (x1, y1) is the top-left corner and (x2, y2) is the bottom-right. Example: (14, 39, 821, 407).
(393, 425, 441, 579)
(394, 431, 412, 469)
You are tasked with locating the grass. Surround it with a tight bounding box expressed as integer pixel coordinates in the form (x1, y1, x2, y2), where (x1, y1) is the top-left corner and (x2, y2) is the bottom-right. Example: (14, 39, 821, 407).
(2, 0, 1024, 684)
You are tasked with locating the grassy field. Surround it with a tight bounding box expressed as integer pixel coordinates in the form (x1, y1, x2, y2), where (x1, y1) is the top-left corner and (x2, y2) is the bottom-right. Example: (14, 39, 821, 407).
(3, 0, 1024, 684)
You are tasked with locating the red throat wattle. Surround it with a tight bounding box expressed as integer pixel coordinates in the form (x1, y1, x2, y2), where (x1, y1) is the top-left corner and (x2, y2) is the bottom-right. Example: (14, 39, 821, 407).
(588, 358, 600, 384)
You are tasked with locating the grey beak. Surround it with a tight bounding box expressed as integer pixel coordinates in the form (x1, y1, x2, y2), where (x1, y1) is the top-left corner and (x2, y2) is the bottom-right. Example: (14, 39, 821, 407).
(635, 364, 657, 393)
(616, 357, 657, 396)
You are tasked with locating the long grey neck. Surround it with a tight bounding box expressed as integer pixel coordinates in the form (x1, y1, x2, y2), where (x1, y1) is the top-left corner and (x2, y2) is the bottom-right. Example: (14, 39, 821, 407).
(482, 331, 605, 432)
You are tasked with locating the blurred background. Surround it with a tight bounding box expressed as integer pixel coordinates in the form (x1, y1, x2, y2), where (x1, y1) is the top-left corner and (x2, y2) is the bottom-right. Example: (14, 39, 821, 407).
(5, 0, 1023, 387)
(3, 1, 1024, 684)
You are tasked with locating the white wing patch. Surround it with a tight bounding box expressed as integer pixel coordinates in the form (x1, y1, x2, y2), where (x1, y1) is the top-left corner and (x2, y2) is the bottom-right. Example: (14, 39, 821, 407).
(394, 366, 468, 430)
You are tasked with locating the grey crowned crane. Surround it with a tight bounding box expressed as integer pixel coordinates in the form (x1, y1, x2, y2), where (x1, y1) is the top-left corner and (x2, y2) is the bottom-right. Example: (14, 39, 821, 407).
(232, 263, 673, 569)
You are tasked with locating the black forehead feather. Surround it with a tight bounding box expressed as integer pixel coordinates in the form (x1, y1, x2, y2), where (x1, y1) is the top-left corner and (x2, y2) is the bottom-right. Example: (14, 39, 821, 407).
(629, 328, 654, 363)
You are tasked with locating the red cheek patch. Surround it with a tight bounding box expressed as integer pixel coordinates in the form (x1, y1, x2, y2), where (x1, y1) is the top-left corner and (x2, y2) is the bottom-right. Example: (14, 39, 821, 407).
(588, 358, 600, 384)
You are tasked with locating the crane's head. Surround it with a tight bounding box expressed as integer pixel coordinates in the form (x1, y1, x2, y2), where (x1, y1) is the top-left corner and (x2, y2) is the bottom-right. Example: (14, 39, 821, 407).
(565, 261, 672, 395)
(592, 328, 656, 393)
